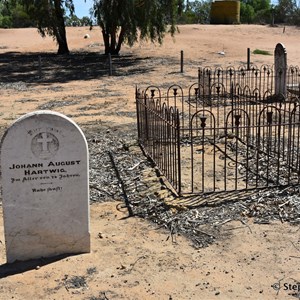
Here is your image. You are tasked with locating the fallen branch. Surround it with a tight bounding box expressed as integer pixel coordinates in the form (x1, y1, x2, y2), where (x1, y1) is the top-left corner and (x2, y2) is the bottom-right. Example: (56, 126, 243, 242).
(128, 160, 146, 171)
(127, 256, 147, 273)
(108, 151, 134, 217)
(240, 219, 252, 233)
(194, 228, 216, 239)
(290, 241, 300, 252)
(90, 184, 113, 196)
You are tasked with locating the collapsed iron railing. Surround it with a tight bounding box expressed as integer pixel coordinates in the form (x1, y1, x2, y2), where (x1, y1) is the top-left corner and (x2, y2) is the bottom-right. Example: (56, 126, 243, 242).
(136, 65, 300, 196)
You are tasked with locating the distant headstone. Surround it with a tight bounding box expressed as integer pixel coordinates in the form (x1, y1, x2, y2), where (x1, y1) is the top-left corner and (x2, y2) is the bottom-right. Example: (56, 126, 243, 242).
(274, 43, 287, 96)
(1, 111, 90, 263)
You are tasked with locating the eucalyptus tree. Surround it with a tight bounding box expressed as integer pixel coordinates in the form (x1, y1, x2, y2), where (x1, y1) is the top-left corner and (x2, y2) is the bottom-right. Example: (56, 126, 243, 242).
(21, 0, 75, 54)
(92, 0, 183, 55)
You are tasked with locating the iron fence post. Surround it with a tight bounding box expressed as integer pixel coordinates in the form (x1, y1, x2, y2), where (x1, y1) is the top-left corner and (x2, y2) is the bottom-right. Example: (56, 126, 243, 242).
(176, 110, 182, 195)
(135, 86, 141, 142)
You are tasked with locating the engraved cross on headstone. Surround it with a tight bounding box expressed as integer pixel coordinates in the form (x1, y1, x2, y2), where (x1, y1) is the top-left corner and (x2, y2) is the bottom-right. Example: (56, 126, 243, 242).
(37, 133, 53, 152)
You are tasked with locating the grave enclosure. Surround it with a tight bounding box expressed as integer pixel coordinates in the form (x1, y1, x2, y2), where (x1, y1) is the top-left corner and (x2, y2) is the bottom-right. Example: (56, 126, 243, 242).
(1, 111, 90, 263)
(136, 44, 300, 197)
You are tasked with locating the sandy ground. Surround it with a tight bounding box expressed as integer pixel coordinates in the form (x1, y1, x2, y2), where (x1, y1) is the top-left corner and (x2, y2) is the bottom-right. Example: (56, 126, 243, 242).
(0, 25, 300, 299)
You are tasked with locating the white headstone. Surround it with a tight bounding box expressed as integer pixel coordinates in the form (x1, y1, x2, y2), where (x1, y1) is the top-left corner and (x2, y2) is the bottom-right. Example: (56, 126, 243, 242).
(274, 43, 287, 96)
(1, 111, 90, 263)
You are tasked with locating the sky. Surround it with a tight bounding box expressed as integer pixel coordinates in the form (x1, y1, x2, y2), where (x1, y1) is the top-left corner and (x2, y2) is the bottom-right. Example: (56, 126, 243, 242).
(73, 0, 94, 18)
(72, 0, 279, 19)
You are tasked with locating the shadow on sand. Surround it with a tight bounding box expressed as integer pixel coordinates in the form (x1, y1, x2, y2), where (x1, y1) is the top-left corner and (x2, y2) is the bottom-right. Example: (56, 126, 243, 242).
(0, 253, 79, 278)
(0, 51, 154, 84)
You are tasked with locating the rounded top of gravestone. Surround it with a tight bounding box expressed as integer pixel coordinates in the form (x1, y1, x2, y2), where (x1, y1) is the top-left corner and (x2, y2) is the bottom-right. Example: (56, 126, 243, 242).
(0, 110, 90, 263)
(275, 43, 287, 56)
(5, 110, 82, 129)
(1, 110, 87, 148)
(1, 110, 88, 164)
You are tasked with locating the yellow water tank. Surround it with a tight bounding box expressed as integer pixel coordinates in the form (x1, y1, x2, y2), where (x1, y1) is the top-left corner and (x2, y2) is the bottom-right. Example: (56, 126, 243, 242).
(210, 0, 240, 24)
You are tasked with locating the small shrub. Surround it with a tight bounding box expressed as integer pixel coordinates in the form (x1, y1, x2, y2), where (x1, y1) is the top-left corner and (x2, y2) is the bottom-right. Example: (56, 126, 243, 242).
(253, 49, 272, 55)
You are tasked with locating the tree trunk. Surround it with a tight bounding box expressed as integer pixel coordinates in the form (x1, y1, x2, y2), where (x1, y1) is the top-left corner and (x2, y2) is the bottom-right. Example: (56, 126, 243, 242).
(102, 29, 110, 55)
(54, 0, 69, 55)
(56, 29, 70, 55)
(115, 27, 126, 54)
(110, 28, 117, 54)
(101, 25, 123, 55)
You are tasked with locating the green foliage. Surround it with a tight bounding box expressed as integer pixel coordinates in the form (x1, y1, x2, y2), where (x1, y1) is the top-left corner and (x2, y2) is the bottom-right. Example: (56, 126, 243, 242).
(81, 16, 91, 26)
(0, 0, 34, 28)
(246, 0, 270, 12)
(254, 8, 273, 23)
(240, 0, 271, 24)
(240, 0, 300, 25)
(274, 0, 297, 23)
(240, 2, 255, 23)
(11, 3, 34, 27)
(93, 0, 182, 55)
(65, 15, 92, 26)
(0, 15, 12, 28)
(178, 0, 211, 24)
(290, 9, 300, 25)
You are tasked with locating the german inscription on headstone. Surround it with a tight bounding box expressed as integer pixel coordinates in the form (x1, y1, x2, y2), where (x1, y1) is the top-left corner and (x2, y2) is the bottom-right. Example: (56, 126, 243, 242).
(1, 111, 90, 263)
(274, 43, 287, 96)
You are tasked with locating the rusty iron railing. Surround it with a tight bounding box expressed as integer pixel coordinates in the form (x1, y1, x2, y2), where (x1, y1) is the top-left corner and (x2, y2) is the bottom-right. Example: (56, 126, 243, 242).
(136, 65, 300, 196)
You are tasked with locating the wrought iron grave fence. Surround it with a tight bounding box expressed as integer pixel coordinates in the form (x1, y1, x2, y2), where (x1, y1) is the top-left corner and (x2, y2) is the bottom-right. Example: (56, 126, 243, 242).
(136, 65, 300, 196)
